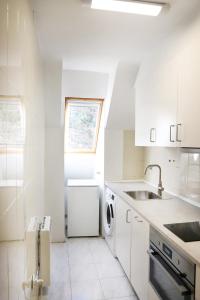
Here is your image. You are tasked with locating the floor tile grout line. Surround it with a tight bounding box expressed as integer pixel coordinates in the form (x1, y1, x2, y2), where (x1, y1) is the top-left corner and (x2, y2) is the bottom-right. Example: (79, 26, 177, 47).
(65, 239, 73, 300)
(6, 244, 9, 300)
(88, 237, 107, 300)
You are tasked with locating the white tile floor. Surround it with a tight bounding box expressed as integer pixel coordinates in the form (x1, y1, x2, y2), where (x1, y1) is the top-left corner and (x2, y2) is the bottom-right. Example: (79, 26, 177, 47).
(0, 237, 138, 300)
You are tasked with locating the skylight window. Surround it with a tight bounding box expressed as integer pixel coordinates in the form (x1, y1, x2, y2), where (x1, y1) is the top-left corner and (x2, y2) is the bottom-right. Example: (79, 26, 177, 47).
(65, 98, 103, 153)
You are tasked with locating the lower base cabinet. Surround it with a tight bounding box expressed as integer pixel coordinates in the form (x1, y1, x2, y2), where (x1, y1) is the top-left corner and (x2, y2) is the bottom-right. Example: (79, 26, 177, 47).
(115, 196, 132, 279)
(131, 210, 149, 300)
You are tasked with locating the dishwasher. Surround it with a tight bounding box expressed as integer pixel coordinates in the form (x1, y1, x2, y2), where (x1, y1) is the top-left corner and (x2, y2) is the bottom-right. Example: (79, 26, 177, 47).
(148, 227, 196, 300)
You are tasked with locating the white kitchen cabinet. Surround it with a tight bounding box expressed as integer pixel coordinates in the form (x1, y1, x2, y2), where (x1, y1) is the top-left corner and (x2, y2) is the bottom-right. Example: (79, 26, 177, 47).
(115, 196, 132, 279)
(67, 180, 99, 237)
(178, 41, 200, 148)
(135, 51, 179, 147)
(131, 210, 149, 300)
(135, 27, 200, 148)
(135, 60, 158, 147)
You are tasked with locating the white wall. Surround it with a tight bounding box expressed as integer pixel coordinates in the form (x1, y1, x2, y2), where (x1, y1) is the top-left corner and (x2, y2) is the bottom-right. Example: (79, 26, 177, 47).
(62, 70, 108, 99)
(44, 60, 65, 242)
(106, 62, 138, 130)
(123, 131, 144, 180)
(104, 129, 144, 181)
(64, 154, 96, 185)
(104, 129, 124, 181)
(0, 0, 45, 241)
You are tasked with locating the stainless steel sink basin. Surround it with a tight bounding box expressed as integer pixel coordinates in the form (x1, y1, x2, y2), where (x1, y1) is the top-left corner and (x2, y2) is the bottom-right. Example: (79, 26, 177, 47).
(125, 190, 160, 200)
(164, 222, 200, 242)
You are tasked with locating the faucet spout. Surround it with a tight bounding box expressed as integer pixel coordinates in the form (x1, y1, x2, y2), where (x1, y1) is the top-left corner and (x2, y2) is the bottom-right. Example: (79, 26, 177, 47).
(144, 164, 164, 198)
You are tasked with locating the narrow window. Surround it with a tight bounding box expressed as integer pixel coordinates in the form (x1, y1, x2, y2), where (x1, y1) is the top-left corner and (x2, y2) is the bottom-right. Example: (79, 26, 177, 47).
(65, 98, 103, 153)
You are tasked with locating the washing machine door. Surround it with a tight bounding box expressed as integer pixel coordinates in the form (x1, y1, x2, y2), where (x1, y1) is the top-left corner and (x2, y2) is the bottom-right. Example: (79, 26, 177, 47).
(104, 201, 114, 236)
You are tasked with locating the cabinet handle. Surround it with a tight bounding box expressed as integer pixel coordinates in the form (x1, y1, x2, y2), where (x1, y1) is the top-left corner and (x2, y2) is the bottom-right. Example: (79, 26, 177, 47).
(150, 128, 156, 143)
(170, 125, 175, 142)
(176, 123, 182, 142)
(126, 209, 131, 224)
(137, 220, 143, 223)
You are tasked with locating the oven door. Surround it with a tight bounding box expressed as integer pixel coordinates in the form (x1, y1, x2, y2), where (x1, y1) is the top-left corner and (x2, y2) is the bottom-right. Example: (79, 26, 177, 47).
(148, 246, 193, 300)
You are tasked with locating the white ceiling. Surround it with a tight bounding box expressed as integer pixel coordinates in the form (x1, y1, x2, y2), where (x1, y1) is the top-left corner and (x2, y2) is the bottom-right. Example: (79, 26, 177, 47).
(32, 0, 200, 73)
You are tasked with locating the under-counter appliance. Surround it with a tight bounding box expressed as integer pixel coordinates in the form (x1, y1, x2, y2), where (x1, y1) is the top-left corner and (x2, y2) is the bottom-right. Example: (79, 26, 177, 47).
(67, 180, 99, 237)
(104, 187, 116, 256)
(148, 227, 195, 300)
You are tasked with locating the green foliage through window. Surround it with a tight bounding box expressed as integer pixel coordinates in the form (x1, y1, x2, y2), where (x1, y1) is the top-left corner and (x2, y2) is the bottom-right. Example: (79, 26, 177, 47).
(65, 99, 103, 152)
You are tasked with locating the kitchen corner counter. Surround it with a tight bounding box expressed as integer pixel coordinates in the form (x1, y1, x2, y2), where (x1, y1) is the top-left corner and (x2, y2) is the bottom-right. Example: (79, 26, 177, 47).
(105, 180, 200, 266)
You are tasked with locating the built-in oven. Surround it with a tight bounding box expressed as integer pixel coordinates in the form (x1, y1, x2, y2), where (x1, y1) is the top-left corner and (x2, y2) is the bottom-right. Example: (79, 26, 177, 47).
(148, 227, 196, 300)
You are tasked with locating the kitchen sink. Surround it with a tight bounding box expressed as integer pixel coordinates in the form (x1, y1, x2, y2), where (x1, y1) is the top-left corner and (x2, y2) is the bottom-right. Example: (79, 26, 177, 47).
(125, 190, 161, 200)
(164, 222, 200, 242)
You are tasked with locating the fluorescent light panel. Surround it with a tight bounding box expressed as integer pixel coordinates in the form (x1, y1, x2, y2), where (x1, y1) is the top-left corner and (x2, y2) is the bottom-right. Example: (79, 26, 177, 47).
(91, 0, 164, 16)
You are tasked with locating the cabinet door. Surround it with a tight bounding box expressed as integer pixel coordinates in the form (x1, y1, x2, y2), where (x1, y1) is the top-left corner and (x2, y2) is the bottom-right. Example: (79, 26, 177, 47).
(178, 41, 200, 147)
(154, 55, 179, 147)
(135, 49, 180, 147)
(67, 186, 99, 237)
(131, 211, 149, 300)
(115, 197, 132, 279)
(135, 61, 158, 146)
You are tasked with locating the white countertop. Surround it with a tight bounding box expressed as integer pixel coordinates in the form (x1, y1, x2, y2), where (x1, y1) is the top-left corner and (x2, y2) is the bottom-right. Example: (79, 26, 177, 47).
(105, 180, 200, 266)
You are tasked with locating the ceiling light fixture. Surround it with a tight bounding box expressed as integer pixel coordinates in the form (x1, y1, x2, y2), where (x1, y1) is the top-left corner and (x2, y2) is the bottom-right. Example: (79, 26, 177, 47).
(91, 0, 166, 16)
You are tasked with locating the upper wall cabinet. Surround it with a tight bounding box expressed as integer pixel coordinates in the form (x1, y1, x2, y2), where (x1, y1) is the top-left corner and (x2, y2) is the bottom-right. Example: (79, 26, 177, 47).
(135, 25, 200, 148)
(178, 41, 200, 148)
(135, 52, 179, 147)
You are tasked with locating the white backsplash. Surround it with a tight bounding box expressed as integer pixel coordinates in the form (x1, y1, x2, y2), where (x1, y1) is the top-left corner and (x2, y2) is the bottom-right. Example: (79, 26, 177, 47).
(145, 147, 200, 205)
(180, 151, 200, 203)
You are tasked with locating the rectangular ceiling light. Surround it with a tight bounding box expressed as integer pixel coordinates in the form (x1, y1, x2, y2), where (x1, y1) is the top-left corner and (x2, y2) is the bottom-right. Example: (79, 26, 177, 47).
(91, 0, 165, 16)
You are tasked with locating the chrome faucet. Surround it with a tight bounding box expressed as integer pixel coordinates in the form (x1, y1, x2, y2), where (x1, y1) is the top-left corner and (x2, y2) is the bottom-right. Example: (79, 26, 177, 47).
(144, 164, 164, 197)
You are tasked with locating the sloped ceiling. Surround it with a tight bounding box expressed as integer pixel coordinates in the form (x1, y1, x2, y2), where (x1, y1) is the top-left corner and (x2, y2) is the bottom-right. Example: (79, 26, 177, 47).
(31, 0, 200, 129)
(32, 0, 200, 73)
(106, 62, 138, 129)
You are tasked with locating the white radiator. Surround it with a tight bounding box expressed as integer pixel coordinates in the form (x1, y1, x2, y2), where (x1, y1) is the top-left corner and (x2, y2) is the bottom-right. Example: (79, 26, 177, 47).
(23, 216, 51, 298)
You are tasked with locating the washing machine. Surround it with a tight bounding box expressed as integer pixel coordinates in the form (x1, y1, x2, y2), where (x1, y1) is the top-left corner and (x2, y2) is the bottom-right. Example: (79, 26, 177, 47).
(104, 186, 116, 256)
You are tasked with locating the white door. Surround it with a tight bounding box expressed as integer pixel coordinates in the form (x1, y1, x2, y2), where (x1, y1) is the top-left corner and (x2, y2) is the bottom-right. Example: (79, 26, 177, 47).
(131, 211, 149, 300)
(115, 197, 132, 279)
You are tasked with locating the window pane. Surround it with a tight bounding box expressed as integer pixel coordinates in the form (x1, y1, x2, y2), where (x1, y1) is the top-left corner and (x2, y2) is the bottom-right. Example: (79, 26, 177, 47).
(65, 101, 101, 151)
(0, 101, 24, 145)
